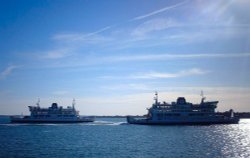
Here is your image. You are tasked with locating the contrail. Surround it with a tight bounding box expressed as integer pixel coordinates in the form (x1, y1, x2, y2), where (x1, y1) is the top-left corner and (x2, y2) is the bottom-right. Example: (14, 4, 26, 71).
(67, 1, 188, 37)
(86, 25, 113, 37)
(132, 0, 188, 21)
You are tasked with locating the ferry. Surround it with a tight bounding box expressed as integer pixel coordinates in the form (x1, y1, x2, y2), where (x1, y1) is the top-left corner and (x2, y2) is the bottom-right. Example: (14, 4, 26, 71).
(127, 92, 240, 125)
(10, 99, 94, 123)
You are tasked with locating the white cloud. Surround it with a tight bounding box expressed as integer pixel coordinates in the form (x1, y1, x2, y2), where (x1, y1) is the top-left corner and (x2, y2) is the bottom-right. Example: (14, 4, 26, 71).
(0, 65, 20, 80)
(132, 0, 188, 21)
(42, 49, 73, 59)
(102, 53, 250, 62)
(197, 0, 250, 24)
(132, 68, 208, 79)
(131, 18, 179, 37)
(101, 68, 208, 80)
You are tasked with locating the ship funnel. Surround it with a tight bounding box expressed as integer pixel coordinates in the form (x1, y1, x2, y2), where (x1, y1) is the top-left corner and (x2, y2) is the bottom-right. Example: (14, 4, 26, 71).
(230, 109, 234, 118)
(72, 98, 76, 109)
(154, 91, 158, 104)
(200, 91, 206, 103)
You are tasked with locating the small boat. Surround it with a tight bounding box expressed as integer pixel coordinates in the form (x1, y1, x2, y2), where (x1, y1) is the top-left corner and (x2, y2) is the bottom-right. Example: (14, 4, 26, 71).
(127, 92, 240, 125)
(10, 99, 94, 123)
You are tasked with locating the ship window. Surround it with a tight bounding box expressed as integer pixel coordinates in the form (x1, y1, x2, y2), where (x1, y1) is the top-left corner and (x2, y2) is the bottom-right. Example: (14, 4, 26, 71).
(157, 113, 163, 119)
(165, 114, 172, 116)
(189, 113, 205, 116)
(173, 113, 180, 116)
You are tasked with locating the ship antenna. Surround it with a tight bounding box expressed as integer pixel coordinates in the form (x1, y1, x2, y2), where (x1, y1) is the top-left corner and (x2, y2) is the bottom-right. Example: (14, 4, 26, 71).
(72, 98, 76, 110)
(36, 98, 40, 107)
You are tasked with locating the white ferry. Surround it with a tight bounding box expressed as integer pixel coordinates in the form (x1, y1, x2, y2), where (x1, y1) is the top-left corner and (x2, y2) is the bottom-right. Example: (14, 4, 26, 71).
(127, 92, 240, 125)
(10, 99, 94, 123)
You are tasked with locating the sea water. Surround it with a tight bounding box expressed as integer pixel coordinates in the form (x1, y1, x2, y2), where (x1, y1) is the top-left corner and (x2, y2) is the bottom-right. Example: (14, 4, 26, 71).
(0, 116, 249, 158)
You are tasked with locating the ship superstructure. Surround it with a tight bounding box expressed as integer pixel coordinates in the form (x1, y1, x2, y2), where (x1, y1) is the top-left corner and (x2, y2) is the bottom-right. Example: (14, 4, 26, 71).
(11, 99, 94, 123)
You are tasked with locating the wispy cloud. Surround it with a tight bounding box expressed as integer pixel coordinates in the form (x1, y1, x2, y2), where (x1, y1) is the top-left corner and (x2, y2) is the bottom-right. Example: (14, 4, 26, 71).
(53, 26, 113, 42)
(132, 68, 208, 79)
(102, 53, 250, 62)
(197, 0, 250, 25)
(131, 18, 179, 37)
(0, 65, 20, 80)
(101, 68, 208, 80)
(31, 52, 250, 69)
(38, 26, 114, 60)
(132, 0, 188, 21)
(41, 48, 73, 59)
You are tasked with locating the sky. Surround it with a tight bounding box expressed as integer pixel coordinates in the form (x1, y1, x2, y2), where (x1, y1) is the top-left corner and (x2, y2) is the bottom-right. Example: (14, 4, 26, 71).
(0, 0, 250, 115)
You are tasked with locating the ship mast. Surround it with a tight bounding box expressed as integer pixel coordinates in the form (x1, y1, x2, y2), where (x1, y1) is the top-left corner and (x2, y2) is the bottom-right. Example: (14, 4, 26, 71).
(154, 91, 158, 104)
(36, 98, 40, 107)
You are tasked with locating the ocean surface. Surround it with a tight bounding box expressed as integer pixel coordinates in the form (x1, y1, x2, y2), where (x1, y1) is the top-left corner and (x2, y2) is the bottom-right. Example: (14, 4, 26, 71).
(0, 116, 249, 158)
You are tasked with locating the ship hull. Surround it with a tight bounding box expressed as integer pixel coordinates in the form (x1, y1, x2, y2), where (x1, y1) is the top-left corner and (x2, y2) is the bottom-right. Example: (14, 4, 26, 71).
(10, 117, 94, 123)
(127, 116, 240, 125)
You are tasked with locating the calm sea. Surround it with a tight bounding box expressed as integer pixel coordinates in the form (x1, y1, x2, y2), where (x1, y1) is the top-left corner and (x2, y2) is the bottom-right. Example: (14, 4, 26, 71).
(0, 116, 249, 158)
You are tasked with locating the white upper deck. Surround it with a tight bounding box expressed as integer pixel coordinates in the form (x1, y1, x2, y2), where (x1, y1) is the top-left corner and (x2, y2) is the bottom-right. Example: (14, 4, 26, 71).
(149, 92, 218, 113)
(28, 99, 80, 117)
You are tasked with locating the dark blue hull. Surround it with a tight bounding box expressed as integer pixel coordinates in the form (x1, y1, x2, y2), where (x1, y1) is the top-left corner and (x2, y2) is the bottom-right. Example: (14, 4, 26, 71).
(10, 117, 95, 123)
(127, 116, 240, 125)
(11, 120, 94, 123)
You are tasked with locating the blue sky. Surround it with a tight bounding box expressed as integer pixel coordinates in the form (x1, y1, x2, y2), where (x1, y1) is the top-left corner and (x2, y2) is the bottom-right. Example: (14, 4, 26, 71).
(0, 0, 250, 115)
